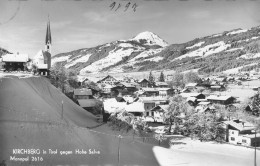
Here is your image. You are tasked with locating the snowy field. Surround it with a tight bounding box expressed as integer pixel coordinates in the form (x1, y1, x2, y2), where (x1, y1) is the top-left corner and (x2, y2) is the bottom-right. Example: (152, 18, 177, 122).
(153, 138, 259, 166)
(0, 71, 33, 78)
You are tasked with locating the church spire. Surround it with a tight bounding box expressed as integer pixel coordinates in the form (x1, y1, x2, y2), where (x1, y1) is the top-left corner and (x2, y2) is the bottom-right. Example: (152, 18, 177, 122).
(45, 15, 52, 53)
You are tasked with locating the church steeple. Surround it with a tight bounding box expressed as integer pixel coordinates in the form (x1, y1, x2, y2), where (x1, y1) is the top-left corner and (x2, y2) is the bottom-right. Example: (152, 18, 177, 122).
(45, 15, 51, 53)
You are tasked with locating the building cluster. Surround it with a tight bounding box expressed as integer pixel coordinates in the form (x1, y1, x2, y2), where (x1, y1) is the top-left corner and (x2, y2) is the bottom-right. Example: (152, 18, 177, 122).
(73, 73, 260, 147)
(0, 18, 52, 76)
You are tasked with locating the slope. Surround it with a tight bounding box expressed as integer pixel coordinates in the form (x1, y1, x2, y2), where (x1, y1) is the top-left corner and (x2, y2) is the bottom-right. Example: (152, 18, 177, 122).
(51, 31, 167, 74)
(52, 26, 260, 75)
(0, 76, 159, 166)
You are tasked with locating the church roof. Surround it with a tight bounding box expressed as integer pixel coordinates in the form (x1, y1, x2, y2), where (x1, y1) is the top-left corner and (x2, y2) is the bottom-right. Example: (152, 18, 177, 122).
(45, 19, 51, 45)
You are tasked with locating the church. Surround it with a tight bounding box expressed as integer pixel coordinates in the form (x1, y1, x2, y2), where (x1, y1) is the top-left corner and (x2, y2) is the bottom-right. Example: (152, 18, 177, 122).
(33, 17, 52, 76)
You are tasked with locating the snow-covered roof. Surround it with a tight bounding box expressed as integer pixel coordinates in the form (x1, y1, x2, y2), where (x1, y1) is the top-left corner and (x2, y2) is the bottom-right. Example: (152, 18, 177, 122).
(185, 83, 198, 87)
(74, 88, 92, 96)
(125, 102, 145, 113)
(2, 53, 29, 62)
(103, 99, 126, 113)
(155, 82, 169, 86)
(180, 93, 202, 98)
(223, 120, 255, 131)
(198, 101, 211, 105)
(207, 95, 233, 101)
(138, 96, 168, 102)
(149, 105, 169, 112)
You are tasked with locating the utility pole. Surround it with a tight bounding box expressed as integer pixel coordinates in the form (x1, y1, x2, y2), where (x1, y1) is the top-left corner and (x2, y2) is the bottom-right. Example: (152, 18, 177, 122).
(255, 130, 257, 166)
(117, 135, 122, 166)
(61, 100, 64, 120)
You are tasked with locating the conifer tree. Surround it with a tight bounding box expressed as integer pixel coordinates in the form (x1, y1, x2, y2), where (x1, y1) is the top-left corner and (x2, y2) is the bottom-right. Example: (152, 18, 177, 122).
(159, 71, 165, 82)
(148, 71, 155, 83)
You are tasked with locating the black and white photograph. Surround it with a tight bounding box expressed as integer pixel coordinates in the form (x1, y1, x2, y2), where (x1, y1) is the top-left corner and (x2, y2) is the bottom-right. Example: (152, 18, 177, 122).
(0, 0, 260, 165)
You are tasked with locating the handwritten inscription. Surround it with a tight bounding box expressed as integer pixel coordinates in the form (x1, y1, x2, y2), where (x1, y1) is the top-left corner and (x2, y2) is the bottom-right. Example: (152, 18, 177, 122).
(110, 1, 138, 12)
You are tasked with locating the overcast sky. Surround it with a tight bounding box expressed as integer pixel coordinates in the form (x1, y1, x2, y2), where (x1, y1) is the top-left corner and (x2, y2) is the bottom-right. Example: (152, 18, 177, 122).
(0, 0, 260, 57)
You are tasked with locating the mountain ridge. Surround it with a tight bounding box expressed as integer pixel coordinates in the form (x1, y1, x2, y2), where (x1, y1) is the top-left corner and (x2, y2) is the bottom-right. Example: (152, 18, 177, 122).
(52, 26, 260, 75)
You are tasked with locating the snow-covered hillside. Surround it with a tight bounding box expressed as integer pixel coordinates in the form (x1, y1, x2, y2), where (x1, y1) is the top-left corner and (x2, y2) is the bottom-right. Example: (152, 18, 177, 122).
(52, 31, 167, 74)
(174, 41, 230, 60)
(52, 25, 260, 75)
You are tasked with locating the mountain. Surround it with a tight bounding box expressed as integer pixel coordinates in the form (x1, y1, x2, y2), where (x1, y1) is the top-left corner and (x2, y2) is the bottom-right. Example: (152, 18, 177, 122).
(52, 26, 260, 75)
(52, 31, 168, 74)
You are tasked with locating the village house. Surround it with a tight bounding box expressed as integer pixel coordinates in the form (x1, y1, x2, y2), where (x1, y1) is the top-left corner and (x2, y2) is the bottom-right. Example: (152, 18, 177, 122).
(113, 82, 137, 96)
(206, 95, 236, 105)
(100, 83, 113, 94)
(223, 119, 260, 147)
(195, 101, 216, 113)
(158, 88, 175, 97)
(180, 93, 206, 99)
(145, 105, 169, 123)
(137, 96, 169, 111)
(103, 98, 126, 114)
(73, 88, 93, 100)
(141, 88, 159, 97)
(1, 53, 29, 71)
(185, 83, 198, 90)
(139, 78, 153, 88)
(154, 82, 169, 88)
(77, 99, 103, 115)
(210, 85, 226, 91)
(97, 75, 118, 85)
(125, 102, 145, 116)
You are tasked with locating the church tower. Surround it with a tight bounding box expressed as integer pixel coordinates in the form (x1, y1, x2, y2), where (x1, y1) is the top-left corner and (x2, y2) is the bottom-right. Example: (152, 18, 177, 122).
(45, 16, 52, 54)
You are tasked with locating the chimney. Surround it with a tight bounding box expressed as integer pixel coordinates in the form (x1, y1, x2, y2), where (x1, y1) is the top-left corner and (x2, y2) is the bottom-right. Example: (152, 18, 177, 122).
(241, 122, 245, 127)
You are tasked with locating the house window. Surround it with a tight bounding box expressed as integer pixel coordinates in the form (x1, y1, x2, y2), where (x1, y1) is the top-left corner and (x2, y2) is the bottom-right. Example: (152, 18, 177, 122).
(151, 112, 154, 116)
(231, 137, 235, 141)
(146, 112, 149, 116)
(242, 139, 247, 143)
(231, 131, 234, 134)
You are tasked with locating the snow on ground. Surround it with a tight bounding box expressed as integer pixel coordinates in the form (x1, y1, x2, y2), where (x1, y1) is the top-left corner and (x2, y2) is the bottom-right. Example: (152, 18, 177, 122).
(146, 56, 163, 62)
(129, 48, 163, 62)
(238, 53, 260, 59)
(51, 55, 71, 65)
(186, 41, 205, 49)
(251, 36, 260, 40)
(174, 41, 230, 60)
(227, 29, 248, 35)
(225, 47, 243, 52)
(0, 72, 34, 78)
(131, 31, 168, 47)
(223, 63, 257, 74)
(107, 48, 164, 73)
(210, 33, 223, 38)
(0, 77, 159, 165)
(118, 43, 134, 48)
(80, 48, 135, 74)
(65, 54, 91, 68)
(213, 85, 256, 102)
(153, 139, 259, 166)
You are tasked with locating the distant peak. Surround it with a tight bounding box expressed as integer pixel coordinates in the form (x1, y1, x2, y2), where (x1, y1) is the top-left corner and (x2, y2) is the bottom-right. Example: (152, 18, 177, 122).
(131, 31, 168, 47)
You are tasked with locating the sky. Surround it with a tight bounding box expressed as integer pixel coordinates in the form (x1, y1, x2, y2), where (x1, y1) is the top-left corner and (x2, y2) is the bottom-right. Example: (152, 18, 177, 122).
(0, 0, 260, 58)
